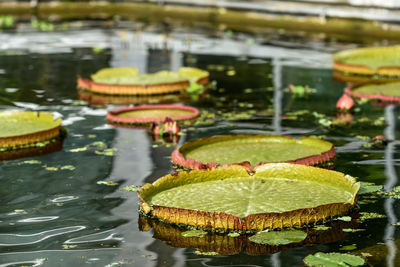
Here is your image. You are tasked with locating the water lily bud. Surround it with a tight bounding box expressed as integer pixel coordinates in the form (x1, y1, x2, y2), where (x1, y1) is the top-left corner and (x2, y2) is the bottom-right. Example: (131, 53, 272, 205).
(336, 94, 355, 110)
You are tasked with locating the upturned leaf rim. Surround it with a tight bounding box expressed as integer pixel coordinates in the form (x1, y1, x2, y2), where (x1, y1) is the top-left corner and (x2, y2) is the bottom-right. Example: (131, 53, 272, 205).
(171, 134, 336, 171)
(138, 163, 359, 231)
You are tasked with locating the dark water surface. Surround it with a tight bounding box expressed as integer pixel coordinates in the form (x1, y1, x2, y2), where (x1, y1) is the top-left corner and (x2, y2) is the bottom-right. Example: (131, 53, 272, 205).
(0, 21, 399, 266)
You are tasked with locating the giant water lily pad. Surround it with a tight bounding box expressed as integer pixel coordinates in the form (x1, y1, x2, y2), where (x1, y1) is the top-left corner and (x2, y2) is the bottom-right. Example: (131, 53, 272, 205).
(171, 135, 335, 170)
(106, 105, 199, 127)
(77, 67, 209, 95)
(138, 163, 359, 231)
(333, 46, 400, 77)
(345, 81, 400, 103)
(0, 111, 62, 150)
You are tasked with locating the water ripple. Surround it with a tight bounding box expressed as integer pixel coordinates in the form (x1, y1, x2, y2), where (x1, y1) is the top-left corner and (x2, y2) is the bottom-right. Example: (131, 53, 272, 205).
(18, 216, 59, 223)
(51, 196, 79, 203)
(0, 226, 86, 246)
(65, 230, 123, 244)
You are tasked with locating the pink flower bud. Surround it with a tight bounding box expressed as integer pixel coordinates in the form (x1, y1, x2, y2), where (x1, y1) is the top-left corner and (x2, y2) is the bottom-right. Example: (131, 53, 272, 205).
(336, 94, 355, 110)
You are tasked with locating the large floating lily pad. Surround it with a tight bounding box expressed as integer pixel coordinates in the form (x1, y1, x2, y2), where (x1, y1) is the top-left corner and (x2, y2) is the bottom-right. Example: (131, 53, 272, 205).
(77, 67, 209, 95)
(138, 163, 359, 231)
(171, 135, 335, 170)
(345, 81, 400, 103)
(0, 111, 62, 150)
(106, 105, 199, 127)
(139, 213, 358, 255)
(333, 46, 400, 77)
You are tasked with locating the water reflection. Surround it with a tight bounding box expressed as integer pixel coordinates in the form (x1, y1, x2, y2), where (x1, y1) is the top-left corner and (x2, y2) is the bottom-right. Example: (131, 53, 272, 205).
(138, 214, 360, 256)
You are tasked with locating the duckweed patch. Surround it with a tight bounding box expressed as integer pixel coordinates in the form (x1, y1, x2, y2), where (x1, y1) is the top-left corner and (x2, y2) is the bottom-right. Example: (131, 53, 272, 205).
(359, 212, 386, 222)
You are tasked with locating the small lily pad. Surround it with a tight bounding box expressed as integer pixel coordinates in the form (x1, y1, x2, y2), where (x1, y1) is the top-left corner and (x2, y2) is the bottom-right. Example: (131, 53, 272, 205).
(228, 232, 240, 237)
(358, 182, 382, 195)
(249, 230, 307, 246)
(304, 252, 365, 267)
(342, 228, 365, 232)
(182, 229, 208, 238)
(314, 225, 331, 231)
(340, 244, 357, 251)
(336, 216, 352, 222)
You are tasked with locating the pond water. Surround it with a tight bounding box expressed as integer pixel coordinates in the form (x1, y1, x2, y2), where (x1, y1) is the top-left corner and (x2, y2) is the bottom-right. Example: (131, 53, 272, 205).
(0, 20, 400, 266)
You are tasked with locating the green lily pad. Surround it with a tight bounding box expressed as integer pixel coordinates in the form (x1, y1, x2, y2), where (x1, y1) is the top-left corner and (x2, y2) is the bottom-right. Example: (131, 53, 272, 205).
(91, 67, 139, 84)
(172, 135, 335, 170)
(0, 110, 62, 149)
(138, 163, 359, 231)
(333, 45, 400, 76)
(249, 230, 307, 245)
(358, 182, 382, 195)
(345, 81, 400, 103)
(79, 67, 209, 96)
(304, 252, 365, 267)
(107, 105, 199, 127)
(91, 67, 208, 85)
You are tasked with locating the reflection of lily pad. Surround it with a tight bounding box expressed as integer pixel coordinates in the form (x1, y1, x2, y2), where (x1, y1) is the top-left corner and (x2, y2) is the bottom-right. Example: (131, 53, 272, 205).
(77, 67, 209, 95)
(345, 81, 400, 103)
(0, 111, 62, 150)
(171, 135, 335, 170)
(138, 163, 359, 231)
(106, 105, 199, 127)
(333, 46, 400, 77)
(77, 89, 200, 106)
(304, 252, 365, 267)
(139, 213, 359, 255)
(249, 230, 307, 245)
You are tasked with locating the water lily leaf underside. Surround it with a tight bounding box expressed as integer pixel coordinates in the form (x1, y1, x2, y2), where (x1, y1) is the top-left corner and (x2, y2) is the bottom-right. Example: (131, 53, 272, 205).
(106, 104, 199, 126)
(345, 81, 400, 103)
(138, 163, 359, 231)
(77, 67, 209, 95)
(0, 111, 62, 149)
(333, 45, 400, 77)
(172, 135, 336, 170)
